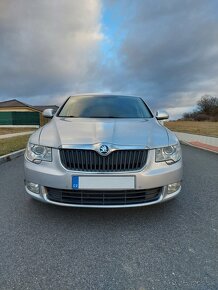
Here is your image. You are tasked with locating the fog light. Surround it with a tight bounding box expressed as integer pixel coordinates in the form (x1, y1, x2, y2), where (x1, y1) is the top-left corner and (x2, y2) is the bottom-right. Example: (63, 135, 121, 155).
(167, 182, 181, 194)
(26, 181, 40, 194)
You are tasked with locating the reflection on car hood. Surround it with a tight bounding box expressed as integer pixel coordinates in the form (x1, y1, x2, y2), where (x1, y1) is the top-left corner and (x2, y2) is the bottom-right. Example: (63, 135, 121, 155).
(35, 117, 177, 149)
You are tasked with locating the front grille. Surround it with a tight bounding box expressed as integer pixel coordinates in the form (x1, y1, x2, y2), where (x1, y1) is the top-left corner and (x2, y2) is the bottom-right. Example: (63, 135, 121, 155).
(59, 149, 148, 172)
(46, 187, 162, 206)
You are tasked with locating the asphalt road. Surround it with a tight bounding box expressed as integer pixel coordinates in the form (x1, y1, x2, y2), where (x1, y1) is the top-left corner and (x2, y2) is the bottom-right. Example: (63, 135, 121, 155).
(0, 145, 217, 290)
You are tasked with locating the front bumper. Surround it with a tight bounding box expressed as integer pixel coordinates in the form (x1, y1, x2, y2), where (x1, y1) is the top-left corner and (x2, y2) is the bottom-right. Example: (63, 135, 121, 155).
(24, 148, 183, 208)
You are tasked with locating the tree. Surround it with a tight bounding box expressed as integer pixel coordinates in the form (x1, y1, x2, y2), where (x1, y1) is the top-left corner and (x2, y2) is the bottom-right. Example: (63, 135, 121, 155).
(197, 95, 218, 115)
(182, 111, 198, 120)
(182, 95, 218, 121)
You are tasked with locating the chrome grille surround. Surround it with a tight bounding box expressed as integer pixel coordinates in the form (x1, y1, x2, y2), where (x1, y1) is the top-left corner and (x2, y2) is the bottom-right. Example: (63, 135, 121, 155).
(59, 148, 148, 172)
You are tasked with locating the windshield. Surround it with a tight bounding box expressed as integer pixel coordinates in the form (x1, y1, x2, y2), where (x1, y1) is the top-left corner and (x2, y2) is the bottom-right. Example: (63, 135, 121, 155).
(58, 95, 153, 118)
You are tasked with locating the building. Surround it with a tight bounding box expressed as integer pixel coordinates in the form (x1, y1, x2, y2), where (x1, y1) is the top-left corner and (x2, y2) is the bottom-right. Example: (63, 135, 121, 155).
(0, 99, 58, 126)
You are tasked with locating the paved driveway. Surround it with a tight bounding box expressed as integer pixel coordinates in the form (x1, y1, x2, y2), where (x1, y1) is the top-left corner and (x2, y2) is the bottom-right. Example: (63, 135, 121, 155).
(0, 145, 217, 290)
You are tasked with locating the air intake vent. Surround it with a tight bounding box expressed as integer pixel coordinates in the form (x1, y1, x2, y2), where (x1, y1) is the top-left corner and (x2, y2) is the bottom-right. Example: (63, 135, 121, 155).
(46, 187, 161, 206)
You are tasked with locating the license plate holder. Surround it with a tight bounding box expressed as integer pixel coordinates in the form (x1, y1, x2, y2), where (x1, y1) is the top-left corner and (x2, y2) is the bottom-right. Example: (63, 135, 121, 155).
(72, 176, 135, 190)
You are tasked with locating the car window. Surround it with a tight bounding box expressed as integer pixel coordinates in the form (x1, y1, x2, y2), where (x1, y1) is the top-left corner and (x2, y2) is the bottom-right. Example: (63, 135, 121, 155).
(58, 95, 153, 118)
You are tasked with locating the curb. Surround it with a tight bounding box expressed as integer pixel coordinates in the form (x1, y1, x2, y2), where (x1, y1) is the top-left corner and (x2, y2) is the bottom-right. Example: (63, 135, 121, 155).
(0, 149, 25, 165)
(0, 131, 34, 140)
(174, 131, 218, 147)
(180, 141, 218, 154)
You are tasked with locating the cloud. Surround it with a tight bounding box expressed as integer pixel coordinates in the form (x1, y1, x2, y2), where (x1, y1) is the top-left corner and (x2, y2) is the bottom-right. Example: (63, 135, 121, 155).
(0, 0, 102, 99)
(100, 0, 218, 112)
(1, 0, 218, 119)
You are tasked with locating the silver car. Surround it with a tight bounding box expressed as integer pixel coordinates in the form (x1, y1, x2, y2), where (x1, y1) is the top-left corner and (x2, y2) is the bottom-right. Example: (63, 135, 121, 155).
(24, 94, 182, 208)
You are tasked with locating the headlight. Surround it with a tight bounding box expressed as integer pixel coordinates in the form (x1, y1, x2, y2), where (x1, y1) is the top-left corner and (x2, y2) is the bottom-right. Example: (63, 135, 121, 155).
(155, 143, 181, 164)
(25, 143, 52, 163)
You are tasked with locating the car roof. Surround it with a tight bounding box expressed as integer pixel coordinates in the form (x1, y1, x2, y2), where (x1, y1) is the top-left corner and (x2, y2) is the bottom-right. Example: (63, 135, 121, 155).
(69, 93, 141, 99)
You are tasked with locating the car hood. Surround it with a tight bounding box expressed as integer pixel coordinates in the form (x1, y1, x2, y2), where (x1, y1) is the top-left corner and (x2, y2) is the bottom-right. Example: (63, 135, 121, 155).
(34, 117, 176, 149)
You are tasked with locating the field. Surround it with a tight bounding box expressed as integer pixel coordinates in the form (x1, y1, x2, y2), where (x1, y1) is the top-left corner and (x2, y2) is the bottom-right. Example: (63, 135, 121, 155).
(0, 135, 30, 156)
(0, 127, 36, 135)
(165, 121, 218, 138)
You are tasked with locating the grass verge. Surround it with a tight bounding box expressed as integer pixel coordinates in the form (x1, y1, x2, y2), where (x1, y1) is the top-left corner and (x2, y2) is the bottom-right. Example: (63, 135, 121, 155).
(0, 135, 30, 156)
(0, 127, 36, 135)
(165, 121, 218, 138)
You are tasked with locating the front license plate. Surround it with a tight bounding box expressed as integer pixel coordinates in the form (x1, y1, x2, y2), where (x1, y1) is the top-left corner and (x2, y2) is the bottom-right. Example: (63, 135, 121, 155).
(72, 176, 135, 190)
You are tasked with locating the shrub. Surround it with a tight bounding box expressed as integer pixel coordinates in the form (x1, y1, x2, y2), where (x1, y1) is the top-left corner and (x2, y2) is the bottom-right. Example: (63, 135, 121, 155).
(195, 114, 209, 121)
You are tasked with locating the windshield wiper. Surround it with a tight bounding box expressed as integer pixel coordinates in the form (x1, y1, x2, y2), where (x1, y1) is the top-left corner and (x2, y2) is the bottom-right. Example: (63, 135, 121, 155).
(88, 116, 119, 118)
(58, 116, 79, 118)
(59, 116, 121, 118)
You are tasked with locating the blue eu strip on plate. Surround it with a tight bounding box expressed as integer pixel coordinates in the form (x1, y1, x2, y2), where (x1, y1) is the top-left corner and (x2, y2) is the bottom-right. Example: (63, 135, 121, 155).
(72, 176, 79, 189)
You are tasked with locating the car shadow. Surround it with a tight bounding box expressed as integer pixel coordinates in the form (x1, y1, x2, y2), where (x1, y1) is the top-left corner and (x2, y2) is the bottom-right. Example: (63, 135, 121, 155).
(23, 193, 182, 227)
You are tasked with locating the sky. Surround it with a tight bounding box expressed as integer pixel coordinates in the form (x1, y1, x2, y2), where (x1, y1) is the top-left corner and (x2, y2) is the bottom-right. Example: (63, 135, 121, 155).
(0, 0, 218, 119)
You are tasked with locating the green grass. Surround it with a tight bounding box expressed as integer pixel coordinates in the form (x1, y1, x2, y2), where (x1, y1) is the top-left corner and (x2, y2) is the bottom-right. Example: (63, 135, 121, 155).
(0, 135, 30, 156)
(165, 121, 218, 138)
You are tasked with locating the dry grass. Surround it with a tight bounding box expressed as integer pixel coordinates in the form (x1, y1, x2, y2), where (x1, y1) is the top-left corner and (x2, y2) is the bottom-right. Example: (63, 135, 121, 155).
(165, 121, 218, 138)
(0, 135, 30, 156)
(0, 127, 36, 135)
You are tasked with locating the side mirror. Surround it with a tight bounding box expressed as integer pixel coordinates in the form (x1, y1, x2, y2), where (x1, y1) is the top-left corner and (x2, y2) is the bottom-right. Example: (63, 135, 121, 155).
(156, 110, 169, 120)
(43, 108, 55, 119)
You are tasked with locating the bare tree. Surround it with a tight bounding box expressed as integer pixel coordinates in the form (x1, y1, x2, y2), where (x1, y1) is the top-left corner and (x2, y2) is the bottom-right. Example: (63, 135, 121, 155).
(197, 95, 218, 115)
(182, 95, 218, 121)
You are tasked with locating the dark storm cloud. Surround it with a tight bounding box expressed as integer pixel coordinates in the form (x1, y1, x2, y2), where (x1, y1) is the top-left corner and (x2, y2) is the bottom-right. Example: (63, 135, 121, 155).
(101, 0, 218, 114)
